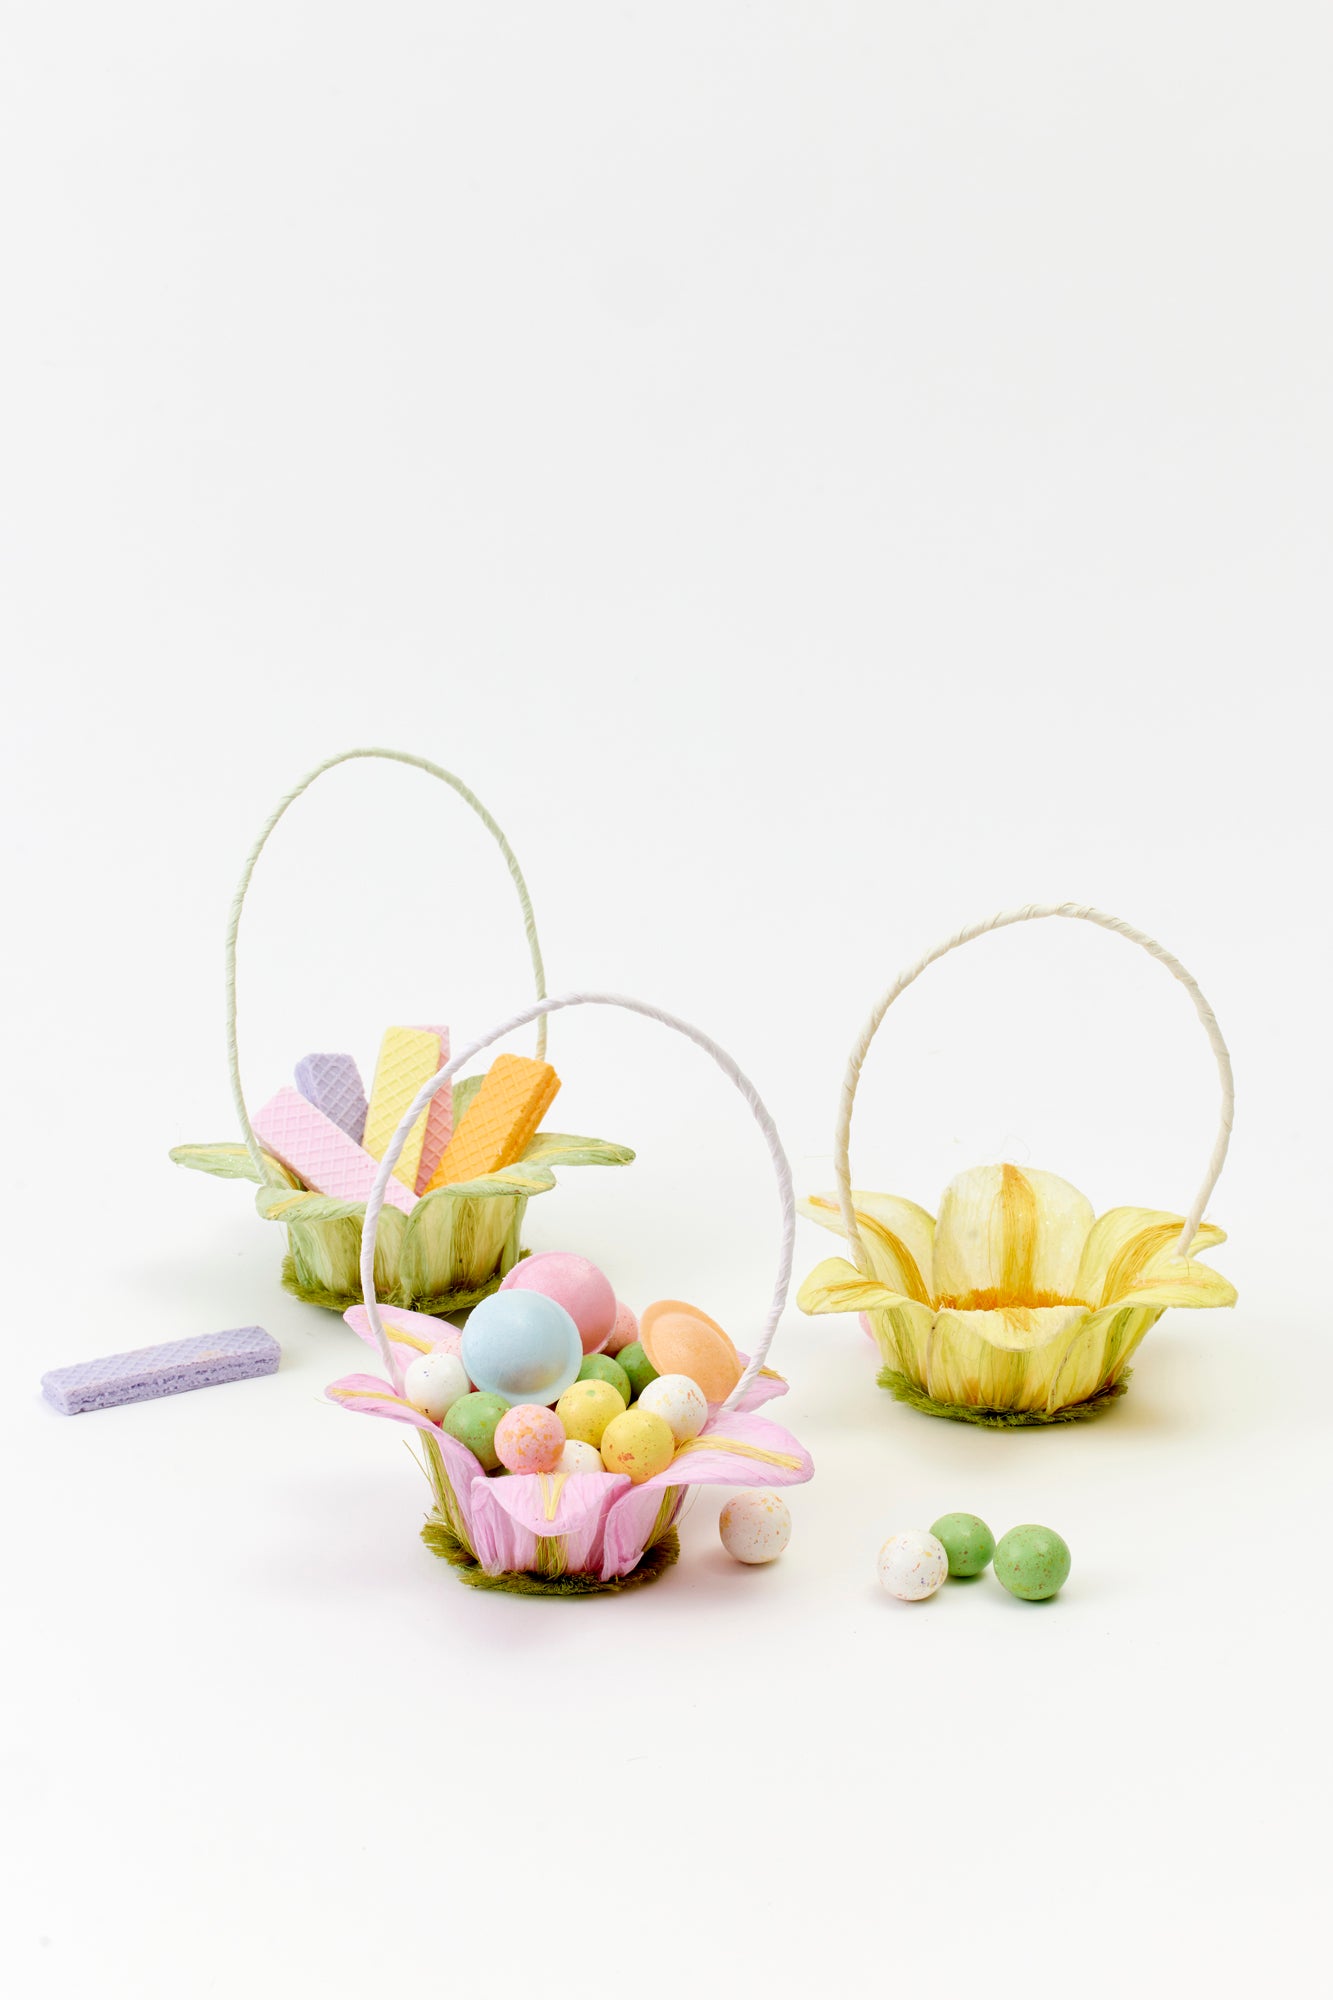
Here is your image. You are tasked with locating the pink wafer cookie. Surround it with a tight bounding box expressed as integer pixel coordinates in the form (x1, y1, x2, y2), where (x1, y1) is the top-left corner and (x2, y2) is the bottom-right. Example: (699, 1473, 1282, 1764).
(409, 1024, 453, 1193)
(253, 1088, 417, 1213)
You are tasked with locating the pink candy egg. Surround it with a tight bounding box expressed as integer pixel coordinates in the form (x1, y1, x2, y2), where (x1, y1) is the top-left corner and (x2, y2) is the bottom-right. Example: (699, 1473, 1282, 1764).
(501, 1252, 617, 1355)
(603, 1301, 639, 1356)
(493, 1403, 566, 1475)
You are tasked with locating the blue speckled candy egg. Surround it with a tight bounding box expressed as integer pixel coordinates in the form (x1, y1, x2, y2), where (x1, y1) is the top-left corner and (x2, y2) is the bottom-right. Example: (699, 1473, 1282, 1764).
(461, 1290, 583, 1408)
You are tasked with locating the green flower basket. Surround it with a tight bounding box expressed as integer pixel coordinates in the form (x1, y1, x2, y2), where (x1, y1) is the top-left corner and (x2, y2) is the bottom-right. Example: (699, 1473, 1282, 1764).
(171, 748, 633, 1315)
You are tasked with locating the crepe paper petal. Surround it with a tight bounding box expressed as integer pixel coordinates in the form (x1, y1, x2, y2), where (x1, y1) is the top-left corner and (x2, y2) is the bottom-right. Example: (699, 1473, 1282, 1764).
(256, 1184, 371, 1224)
(1107, 1264, 1238, 1313)
(926, 1305, 1091, 1410)
(731, 1366, 790, 1413)
(797, 1256, 935, 1336)
(600, 1484, 688, 1581)
(518, 1131, 637, 1171)
(451, 1075, 486, 1121)
(410, 1164, 559, 1202)
(342, 1302, 460, 1363)
(483, 1471, 631, 1576)
(1041, 1303, 1164, 1413)
(1076, 1206, 1229, 1309)
(799, 1192, 936, 1304)
(325, 1372, 444, 1432)
(469, 1481, 543, 1576)
(169, 1141, 290, 1186)
(932, 1164, 1095, 1306)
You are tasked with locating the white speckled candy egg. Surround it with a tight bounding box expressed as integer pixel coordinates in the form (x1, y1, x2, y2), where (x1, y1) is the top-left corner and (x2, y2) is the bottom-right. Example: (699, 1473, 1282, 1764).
(556, 1439, 604, 1475)
(403, 1349, 470, 1422)
(637, 1373, 708, 1445)
(877, 1530, 948, 1601)
(719, 1491, 792, 1564)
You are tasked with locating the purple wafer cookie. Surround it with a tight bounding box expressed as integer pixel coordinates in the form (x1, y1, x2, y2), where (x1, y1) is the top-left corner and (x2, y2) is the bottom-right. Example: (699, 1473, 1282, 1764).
(294, 1052, 368, 1144)
(41, 1327, 280, 1415)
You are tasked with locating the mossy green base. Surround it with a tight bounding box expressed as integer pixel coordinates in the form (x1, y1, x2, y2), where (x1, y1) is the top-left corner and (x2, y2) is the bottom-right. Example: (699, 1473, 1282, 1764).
(877, 1366, 1132, 1428)
(280, 1251, 526, 1318)
(421, 1516, 680, 1595)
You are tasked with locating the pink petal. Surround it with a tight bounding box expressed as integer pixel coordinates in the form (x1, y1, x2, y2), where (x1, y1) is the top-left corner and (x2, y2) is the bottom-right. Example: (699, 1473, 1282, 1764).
(679, 1407, 814, 1488)
(600, 1484, 687, 1580)
(325, 1372, 442, 1433)
(342, 1303, 462, 1370)
(475, 1472, 629, 1576)
(469, 1481, 539, 1576)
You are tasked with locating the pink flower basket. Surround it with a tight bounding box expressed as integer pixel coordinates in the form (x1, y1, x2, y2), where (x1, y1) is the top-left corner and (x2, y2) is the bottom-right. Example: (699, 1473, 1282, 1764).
(329, 993, 814, 1596)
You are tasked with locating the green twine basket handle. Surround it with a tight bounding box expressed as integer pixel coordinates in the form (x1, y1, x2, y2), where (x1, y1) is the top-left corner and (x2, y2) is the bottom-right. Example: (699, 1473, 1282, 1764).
(225, 748, 548, 1180)
(834, 902, 1235, 1274)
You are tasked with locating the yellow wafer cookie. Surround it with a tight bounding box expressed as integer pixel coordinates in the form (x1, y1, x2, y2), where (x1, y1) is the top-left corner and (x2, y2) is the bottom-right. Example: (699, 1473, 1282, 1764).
(363, 1027, 449, 1190)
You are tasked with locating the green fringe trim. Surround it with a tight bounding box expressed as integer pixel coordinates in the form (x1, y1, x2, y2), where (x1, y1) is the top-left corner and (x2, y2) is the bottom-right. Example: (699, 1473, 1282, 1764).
(420, 1516, 681, 1596)
(280, 1252, 525, 1317)
(877, 1367, 1132, 1428)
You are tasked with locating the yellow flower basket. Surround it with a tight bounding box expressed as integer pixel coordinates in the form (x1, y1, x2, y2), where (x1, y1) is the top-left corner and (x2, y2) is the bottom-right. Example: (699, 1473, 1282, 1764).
(798, 903, 1237, 1426)
(172, 748, 632, 1314)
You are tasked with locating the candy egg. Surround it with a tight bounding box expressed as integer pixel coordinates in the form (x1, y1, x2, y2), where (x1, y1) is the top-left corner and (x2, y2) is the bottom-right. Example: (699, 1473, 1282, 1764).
(441, 1391, 509, 1472)
(494, 1403, 566, 1475)
(500, 1252, 617, 1354)
(616, 1342, 659, 1401)
(556, 1439, 605, 1475)
(599, 1408, 676, 1484)
(556, 1378, 626, 1447)
(639, 1300, 742, 1404)
(461, 1290, 582, 1407)
(636, 1373, 708, 1445)
(719, 1491, 791, 1564)
(604, 1301, 639, 1355)
(877, 1530, 949, 1601)
(994, 1524, 1071, 1601)
(930, 1512, 996, 1579)
(403, 1349, 471, 1423)
(577, 1353, 632, 1405)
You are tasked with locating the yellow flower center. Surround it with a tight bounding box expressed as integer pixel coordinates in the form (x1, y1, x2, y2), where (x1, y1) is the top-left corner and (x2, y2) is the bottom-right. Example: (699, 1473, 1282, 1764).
(935, 1288, 1090, 1312)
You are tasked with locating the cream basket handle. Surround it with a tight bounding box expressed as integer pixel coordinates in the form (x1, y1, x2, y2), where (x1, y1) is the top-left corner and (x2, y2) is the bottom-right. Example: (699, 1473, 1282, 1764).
(225, 747, 548, 1179)
(834, 902, 1234, 1269)
(359, 993, 795, 1414)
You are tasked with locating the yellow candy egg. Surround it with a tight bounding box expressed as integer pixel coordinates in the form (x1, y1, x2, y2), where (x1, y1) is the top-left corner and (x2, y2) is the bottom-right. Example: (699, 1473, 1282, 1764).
(599, 1408, 676, 1484)
(639, 1300, 743, 1404)
(555, 1378, 626, 1448)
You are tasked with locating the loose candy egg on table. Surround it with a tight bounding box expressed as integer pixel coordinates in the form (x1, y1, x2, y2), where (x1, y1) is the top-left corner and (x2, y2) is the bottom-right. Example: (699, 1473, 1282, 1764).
(616, 1342, 659, 1401)
(577, 1353, 632, 1405)
(500, 1252, 617, 1354)
(556, 1439, 604, 1475)
(494, 1403, 566, 1475)
(719, 1491, 791, 1564)
(930, 1511, 996, 1579)
(461, 1290, 582, 1407)
(639, 1300, 743, 1404)
(604, 1301, 639, 1355)
(994, 1524, 1071, 1601)
(555, 1379, 626, 1448)
(599, 1408, 676, 1484)
(878, 1530, 949, 1601)
(442, 1391, 510, 1472)
(636, 1373, 708, 1445)
(403, 1349, 471, 1423)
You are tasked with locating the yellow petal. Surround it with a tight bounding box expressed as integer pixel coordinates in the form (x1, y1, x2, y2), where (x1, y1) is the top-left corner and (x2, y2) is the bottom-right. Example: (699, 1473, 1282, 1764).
(1076, 1206, 1229, 1308)
(932, 1165, 1094, 1304)
(1113, 1265, 1237, 1311)
(1042, 1303, 1164, 1411)
(922, 1304, 1084, 1409)
(798, 1192, 936, 1304)
(797, 1256, 919, 1319)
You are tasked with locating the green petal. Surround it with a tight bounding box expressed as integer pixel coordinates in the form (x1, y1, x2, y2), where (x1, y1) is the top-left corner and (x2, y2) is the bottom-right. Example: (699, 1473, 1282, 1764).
(518, 1131, 636, 1171)
(451, 1074, 487, 1121)
(413, 1163, 558, 1202)
(255, 1184, 368, 1224)
(170, 1141, 275, 1185)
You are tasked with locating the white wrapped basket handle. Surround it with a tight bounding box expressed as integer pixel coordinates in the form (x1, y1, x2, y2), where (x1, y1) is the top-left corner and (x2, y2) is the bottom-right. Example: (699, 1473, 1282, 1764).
(360, 993, 795, 1414)
(224, 747, 548, 1180)
(834, 901, 1234, 1271)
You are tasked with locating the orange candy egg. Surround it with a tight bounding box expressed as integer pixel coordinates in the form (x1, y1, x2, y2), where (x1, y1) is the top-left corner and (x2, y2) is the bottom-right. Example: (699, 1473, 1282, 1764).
(638, 1300, 743, 1404)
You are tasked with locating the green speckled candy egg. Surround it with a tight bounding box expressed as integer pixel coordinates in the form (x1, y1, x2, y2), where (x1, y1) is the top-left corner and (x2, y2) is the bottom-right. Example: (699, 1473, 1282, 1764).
(994, 1523, 1071, 1601)
(441, 1391, 509, 1472)
(577, 1353, 632, 1405)
(616, 1342, 659, 1401)
(930, 1512, 996, 1579)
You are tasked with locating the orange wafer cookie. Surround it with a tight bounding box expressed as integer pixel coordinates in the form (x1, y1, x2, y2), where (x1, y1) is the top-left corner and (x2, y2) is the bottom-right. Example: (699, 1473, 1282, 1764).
(425, 1054, 560, 1189)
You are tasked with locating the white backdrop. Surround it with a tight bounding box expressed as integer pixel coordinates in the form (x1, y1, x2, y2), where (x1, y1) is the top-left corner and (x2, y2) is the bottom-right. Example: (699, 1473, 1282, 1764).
(3, 6, 1330, 1996)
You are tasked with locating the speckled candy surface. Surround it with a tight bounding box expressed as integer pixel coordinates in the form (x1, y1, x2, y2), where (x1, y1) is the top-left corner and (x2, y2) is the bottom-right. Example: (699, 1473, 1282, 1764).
(441, 1391, 509, 1472)
(930, 1512, 996, 1579)
(500, 1252, 617, 1354)
(494, 1403, 566, 1475)
(460, 1290, 582, 1407)
(878, 1531, 949, 1601)
(556, 1439, 604, 1475)
(577, 1353, 632, 1405)
(636, 1373, 708, 1445)
(403, 1349, 471, 1423)
(555, 1379, 626, 1448)
(639, 1300, 743, 1404)
(719, 1491, 791, 1564)
(599, 1407, 676, 1484)
(604, 1301, 639, 1355)
(994, 1524, 1071, 1601)
(616, 1342, 659, 1401)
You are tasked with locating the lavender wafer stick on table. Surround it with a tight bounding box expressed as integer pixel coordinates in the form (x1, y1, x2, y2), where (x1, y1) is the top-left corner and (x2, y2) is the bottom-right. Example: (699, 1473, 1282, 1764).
(41, 1327, 280, 1414)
